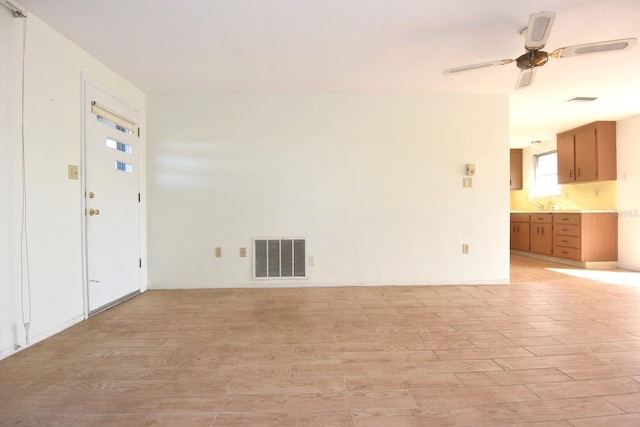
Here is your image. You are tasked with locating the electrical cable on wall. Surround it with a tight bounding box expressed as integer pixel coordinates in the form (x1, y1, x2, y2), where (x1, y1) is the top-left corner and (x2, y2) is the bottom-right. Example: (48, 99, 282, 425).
(20, 11, 31, 346)
(9, 3, 32, 346)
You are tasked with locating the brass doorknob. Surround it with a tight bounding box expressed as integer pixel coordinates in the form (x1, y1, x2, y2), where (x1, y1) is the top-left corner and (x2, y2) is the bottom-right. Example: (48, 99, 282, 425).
(89, 208, 100, 216)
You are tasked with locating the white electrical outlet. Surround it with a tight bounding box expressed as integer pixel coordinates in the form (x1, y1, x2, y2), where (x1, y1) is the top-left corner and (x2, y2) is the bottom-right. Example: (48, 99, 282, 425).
(462, 244, 469, 254)
(463, 178, 473, 188)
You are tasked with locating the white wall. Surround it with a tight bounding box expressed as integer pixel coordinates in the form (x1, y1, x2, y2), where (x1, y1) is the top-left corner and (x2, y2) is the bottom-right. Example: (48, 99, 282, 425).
(0, 11, 145, 359)
(147, 93, 510, 289)
(617, 114, 640, 271)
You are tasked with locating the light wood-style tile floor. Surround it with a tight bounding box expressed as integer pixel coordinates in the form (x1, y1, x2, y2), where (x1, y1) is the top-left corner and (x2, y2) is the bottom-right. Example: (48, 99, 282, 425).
(2, 255, 640, 426)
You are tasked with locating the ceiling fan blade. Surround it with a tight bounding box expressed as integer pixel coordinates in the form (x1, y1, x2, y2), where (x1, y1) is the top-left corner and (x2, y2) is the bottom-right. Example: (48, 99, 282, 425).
(443, 59, 513, 75)
(515, 68, 537, 89)
(550, 38, 637, 58)
(525, 11, 556, 50)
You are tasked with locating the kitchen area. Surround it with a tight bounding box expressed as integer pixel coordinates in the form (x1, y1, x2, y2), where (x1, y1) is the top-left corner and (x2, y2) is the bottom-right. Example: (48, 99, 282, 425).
(510, 121, 619, 269)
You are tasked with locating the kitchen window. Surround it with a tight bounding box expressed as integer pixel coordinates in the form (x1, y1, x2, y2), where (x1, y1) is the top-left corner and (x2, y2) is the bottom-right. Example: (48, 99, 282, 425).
(533, 151, 561, 197)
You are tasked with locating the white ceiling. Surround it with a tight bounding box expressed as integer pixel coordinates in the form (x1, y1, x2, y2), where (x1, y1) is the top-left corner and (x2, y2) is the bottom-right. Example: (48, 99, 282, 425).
(16, 0, 640, 147)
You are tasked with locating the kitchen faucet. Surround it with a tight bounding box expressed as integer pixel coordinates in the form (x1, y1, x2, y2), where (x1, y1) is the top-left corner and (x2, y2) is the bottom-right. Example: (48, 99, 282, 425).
(529, 201, 545, 210)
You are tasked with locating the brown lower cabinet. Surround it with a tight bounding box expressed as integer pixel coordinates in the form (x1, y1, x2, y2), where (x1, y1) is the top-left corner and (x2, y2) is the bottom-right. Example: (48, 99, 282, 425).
(510, 212, 618, 263)
(530, 213, 552, 255)
(552, 213, 618, 262)
(510, 213, 530, 252)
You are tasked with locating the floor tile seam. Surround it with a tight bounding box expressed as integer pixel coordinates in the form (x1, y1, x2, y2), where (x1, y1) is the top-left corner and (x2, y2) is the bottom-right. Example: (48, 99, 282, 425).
(602, 392, 640, 413)
(565, 409, 638, 426)
(405, 388, 419, 409)
(73, 410, 218, 417)
(522, 382, 549, 401)
(556, 366, 640, 382)
(476, 403, 501, 426)
(8, 410, 84, 423)
(350, 409, 357, 427)
(523, 342, 640, 355)
(284, 388, 413, 397)
(480, 395, 626, 416)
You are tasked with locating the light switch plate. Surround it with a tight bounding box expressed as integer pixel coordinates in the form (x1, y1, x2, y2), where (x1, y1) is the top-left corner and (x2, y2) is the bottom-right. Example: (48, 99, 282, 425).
(239, 247, 247, 257)
(68, 164, 79, 180)
(215, 247, 222, 257)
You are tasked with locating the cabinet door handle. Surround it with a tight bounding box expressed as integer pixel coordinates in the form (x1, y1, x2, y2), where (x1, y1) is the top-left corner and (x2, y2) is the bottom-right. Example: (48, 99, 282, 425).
(569, 169, 573, 178)
(541, 227, 544, 236)
(577, 168, 581, 177)
(562, 218, 569, 221)
(537, 226, 540, 235)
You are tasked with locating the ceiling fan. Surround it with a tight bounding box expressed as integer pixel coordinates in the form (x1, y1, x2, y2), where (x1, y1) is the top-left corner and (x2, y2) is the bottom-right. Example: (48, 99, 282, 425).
(443, 11, 637, 89)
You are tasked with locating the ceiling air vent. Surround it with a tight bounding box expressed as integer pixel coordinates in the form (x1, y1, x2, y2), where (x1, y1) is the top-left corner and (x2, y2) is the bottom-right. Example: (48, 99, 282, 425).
(566, 97, 598, 102)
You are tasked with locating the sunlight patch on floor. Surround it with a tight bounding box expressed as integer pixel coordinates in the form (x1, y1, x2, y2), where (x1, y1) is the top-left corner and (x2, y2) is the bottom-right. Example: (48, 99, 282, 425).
(547, 267, 640, 287)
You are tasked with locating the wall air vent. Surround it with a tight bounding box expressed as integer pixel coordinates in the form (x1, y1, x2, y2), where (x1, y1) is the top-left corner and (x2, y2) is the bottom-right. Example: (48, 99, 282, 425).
(566, 97, 598, 102)
(254, 238, 306, 279)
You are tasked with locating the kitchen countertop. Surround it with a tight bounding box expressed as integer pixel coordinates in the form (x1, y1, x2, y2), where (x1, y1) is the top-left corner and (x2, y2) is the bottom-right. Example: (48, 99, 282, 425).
(510, 210, 618, 213)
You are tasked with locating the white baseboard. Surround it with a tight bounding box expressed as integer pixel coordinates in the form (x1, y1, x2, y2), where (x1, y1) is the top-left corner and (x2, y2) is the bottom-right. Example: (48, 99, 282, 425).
(0, 314, 84, 361)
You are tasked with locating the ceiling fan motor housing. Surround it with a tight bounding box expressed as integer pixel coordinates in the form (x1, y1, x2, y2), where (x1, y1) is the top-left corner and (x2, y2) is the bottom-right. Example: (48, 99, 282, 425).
(516, 50, 549, 69)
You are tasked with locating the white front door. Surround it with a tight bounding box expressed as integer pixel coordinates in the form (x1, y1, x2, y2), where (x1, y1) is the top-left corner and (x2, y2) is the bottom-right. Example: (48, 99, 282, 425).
(84, 82, 141, 314)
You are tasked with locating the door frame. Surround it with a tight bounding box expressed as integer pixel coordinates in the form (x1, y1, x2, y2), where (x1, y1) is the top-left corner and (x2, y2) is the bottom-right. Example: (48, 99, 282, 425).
(80, 74, 147, 318)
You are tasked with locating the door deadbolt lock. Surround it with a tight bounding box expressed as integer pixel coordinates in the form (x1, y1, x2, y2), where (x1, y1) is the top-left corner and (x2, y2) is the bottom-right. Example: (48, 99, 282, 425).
(89, 208, 100, 216)
(88, 191, 95, 199)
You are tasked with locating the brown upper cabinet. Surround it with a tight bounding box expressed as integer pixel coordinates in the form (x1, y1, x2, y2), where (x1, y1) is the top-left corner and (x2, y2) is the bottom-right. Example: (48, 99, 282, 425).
(510, 148, 523, 190)
(556, 121, 616, 184)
